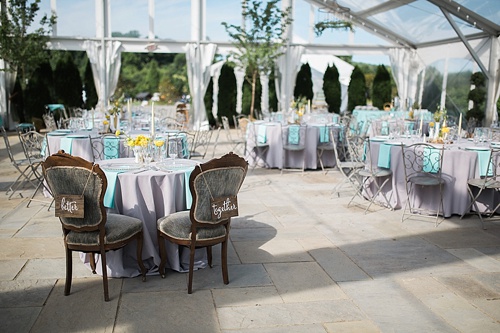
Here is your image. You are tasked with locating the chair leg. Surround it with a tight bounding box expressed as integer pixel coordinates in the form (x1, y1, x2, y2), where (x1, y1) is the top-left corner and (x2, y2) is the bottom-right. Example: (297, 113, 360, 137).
(90, 254, 97, 274)
(64, 247, 73, 296)
(207, 246, 212, 268)
(100, 249, 109, 302)
(221, 240, 229, 285)
(157, 233, 167, 278)
(188, 244, 196, 294)
(136, 231, 147, 281)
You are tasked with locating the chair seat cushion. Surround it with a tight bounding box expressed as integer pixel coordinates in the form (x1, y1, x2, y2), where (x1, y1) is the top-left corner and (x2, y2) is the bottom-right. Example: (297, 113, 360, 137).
(359, 168, 392, 177)
(157, 211, 226, 241)
(65, 213, 142, 247)
(283, 144, 305, 151)
(468, 178, 500, 189)
(409, 174, 445, 186)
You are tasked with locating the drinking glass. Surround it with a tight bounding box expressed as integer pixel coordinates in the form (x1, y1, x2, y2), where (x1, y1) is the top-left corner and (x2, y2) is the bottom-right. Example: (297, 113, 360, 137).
(168, 140, 178, 163)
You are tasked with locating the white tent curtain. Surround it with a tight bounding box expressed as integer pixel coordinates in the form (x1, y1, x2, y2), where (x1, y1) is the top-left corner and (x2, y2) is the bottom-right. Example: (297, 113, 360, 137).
(84, 40, 123, 109)
(0, 60, 17, 129)
(186, 42, 217, 129)
(275, 45, 305, 112)
(389, 48, 426, 110)
(259, 72, 269, 114)
(234, 66, 245, 115)
(209, 61, 225, 119)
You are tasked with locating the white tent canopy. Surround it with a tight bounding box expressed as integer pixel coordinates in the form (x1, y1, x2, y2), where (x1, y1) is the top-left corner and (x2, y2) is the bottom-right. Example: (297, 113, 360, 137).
(1, 0, 499, 128)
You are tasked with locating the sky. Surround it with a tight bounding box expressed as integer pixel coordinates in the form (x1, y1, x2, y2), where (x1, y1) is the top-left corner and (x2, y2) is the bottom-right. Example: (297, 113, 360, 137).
(33, 0, 396, 65)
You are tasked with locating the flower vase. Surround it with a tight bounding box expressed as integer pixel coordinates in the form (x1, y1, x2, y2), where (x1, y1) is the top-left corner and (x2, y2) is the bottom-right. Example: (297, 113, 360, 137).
(110, 115, 119, 133)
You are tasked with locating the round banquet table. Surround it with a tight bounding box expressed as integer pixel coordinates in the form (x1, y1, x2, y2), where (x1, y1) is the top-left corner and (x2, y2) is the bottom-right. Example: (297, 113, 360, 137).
(80, 158, 207, 277)
(366, 137, 500, 217)
(245, 121, 339, 169)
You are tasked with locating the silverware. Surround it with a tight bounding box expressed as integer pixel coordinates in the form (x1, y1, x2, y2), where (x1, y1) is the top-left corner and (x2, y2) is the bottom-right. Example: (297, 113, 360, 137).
(132, 168, 147, 174)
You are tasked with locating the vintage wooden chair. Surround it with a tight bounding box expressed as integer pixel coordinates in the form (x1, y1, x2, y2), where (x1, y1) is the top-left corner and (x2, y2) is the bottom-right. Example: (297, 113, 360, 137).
(42, 151, 146, 301)
(157, 152, 248, 293)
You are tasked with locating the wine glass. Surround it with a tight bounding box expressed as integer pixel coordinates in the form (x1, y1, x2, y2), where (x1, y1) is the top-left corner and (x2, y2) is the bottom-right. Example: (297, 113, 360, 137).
(168, 140, 178, 163)
(143, 145, 154, 168)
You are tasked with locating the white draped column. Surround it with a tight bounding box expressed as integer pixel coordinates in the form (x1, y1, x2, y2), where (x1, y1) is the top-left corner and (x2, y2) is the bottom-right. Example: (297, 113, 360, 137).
(234, 67, 245, 115)
(186, 43, 217, 129)
(84, 40, 123, 110)
(259, 72, 269, 114)
(275, 45, 305, 113)
(0, 60, 17, 129)
(210, 61, 225, 120)
(389, 48, 426, 110)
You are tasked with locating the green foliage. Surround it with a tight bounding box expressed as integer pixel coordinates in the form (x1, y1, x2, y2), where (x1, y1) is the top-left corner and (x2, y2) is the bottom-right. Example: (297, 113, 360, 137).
(204, 78, 215, 126)
(145, 59, 160, 94)
(0, 0, 56, 90)
(268, 69, 278, 112)
(323, 64, 341, 113)
(467, 71, 486, 121)
(84, 59, 98, 109)
(421, 66, 442, 111)
(294, 63, 313, 102)
(24, 61, 53, 120)
(372, 65, 392, 109)
(222, 0, 292, 118)
(313, 20, 353, 37)
(112, 30, 141, 38)
(53, 53, 83, 108)
(217, 63, 237, 122)
(347, 66, 367, 111)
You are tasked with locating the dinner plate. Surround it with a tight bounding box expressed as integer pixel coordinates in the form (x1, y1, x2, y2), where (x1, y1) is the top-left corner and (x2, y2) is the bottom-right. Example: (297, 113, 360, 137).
(48, 132, 67, 136)
(384, 141, 404, 145)
(100, 163, 142, 172)
(55, 129, 72, 133)
(157, 159, 199, 172)
(370, 136, 388, 142)
(464, 146, 490, 151)
(490, 141, 500, 146)
(66, 134, 88, 138)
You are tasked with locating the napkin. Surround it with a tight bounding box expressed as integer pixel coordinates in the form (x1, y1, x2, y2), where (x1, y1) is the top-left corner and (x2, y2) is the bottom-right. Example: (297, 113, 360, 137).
(476, 150, 493, 177)
(423, 147, 441, 173)
(257, 125, 267, 144)
(288, 125, 300, 145)
(60, 137, 73, 154)
(377, 144, 392, 168)
(103, 136, 120, 159)
(103, 170, 125, 208)
(319, 126, 330, 143)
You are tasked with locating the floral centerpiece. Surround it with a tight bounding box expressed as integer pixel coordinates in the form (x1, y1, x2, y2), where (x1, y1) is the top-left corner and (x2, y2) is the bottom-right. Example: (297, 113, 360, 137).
(428, 105, 451, 143)
(116, 131, 151, 163)
(291, 96, 307, 124)
(107, 97, 124, 132)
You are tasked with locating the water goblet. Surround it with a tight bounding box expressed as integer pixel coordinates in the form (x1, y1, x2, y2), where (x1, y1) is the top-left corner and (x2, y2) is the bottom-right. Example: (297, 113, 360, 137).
(168, 140, 178, 164)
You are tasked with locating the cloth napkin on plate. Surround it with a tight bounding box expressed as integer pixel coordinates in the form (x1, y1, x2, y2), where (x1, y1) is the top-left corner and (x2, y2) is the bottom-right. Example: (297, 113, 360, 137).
(319, 126, 330, 143)
(288, 125, 300, 145)
(103, 136, 120, 159)
(423, 147, 441, 173)
(103, 170, 125, 208)
(377, 144, 392, 168)
(59, 137, 73, 154)
(257, 125, 267, 144)
(476, 150, 493, 177)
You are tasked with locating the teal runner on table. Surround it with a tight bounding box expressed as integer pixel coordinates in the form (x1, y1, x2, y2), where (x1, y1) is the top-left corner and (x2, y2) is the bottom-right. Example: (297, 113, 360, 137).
(476, 150, 493, 177)
(377, 144, 392, 168)
(257, 125, 267, 144)
(60, 137, 73, 154)
(102, 170, 125, 208)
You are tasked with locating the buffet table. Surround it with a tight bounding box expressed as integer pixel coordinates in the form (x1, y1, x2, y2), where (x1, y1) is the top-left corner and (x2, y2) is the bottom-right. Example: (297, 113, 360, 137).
(80, 158, 206, 277)
(245, 121, 339, 169)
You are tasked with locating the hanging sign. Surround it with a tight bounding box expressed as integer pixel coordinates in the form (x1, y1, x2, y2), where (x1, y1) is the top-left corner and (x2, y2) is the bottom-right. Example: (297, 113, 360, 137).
(211, 196, 239, 221)
(55, 195, 84, 218)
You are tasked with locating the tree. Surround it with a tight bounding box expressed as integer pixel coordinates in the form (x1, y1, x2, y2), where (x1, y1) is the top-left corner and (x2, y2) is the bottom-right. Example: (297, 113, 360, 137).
(467, 72, 486, 122)
(372, 65, 392, 109)
(348, 66, 367, 111)
(323, 64, 341, 113)
(0, 0, 55, 120)
(84, 59, 98, 109)
(0, 0, 56, 91)
(53, 53, 83, 107)
(217, 63, 237, 122)
(222, 0, 292, 119)
(294, 63, 313, 102)
(146, 59, 160, 94)
(24, 60, 53, 120)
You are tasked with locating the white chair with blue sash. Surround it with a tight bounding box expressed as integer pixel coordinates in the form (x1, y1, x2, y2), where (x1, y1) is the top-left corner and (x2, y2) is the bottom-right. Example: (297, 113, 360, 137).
(400, 143, 446, 226)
